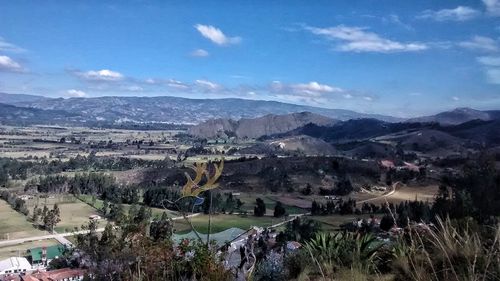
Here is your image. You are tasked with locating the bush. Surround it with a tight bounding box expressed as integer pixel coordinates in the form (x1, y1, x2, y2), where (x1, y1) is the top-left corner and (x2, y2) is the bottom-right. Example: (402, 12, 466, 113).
(254, 252, 286, 281)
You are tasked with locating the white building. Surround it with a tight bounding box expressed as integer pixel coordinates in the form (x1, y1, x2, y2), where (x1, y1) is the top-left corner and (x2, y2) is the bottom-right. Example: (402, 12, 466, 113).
(0, 257, 32, 276)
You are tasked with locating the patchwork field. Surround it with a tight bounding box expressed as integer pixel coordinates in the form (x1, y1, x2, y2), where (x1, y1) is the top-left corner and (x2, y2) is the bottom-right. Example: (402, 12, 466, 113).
(0, 200, 47, 240)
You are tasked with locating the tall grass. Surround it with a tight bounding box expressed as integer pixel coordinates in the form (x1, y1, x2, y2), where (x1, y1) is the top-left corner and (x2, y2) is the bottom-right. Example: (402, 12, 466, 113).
(392, 217, 500, 281)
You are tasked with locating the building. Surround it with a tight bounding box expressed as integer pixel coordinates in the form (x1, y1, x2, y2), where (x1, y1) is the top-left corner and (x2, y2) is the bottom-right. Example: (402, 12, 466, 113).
(21, 268, 87, 281)
(0, 257, 32, 277)
(88, 215, 101, 220)
(28, 246, 64, 268)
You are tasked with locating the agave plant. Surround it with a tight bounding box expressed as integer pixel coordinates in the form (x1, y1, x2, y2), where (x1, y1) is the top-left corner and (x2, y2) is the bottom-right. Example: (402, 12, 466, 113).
(304, 231, 384, 277)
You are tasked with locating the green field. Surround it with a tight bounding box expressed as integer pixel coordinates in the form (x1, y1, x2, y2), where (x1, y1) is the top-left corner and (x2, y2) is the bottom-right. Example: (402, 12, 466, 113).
(173, 214, 281, 234)
(0, 200, 47, 240)
(76, 194, 180, 219)
(24, 195, 107, 233)
(0, 239, 60, 260)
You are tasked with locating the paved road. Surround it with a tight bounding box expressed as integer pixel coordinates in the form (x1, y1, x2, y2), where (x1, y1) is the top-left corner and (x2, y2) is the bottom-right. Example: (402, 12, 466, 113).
(0, 213, 201, 247)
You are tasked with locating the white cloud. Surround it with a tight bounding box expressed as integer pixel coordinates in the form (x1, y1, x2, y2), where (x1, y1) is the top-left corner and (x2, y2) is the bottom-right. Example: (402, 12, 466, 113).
(143, 78, 191, 91)
(145, 78, 156, 84)
(483, 0, 500, 16)
(194, 24, 241, 46)
(382, 14, 413, 30)
(305, 25, 427, 53)
(485, 68, 500, 83)
(417, 6, 480, 21)
(452, 96, 460, 101)
(167, 79, 190, 90)
(195, 79, 222, 91)
(125, 85, 143, 92)
(0, 37, 25, 52)
(190, 49, 209, 57)
(268, 80, 359, 105)
(0, 55, 23, 72)
(477, 56, 500, 66)
(66, 89, 87, 97)
(76, 69, 124, 82)
(291, 81, 343, 96)
(459, 36, 499, 52)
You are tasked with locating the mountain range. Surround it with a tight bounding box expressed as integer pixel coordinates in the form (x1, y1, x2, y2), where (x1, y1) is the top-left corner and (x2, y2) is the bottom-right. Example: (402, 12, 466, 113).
(0, 93, 499, 132)
(0, 92, 398, 125)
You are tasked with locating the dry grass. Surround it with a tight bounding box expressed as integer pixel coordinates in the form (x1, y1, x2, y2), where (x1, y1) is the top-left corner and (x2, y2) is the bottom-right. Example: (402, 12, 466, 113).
(393, 218, 500, 281)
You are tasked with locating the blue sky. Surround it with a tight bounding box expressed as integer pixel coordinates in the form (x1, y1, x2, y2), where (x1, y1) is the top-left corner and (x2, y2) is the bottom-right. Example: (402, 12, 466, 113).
(1, 0, 500, 117)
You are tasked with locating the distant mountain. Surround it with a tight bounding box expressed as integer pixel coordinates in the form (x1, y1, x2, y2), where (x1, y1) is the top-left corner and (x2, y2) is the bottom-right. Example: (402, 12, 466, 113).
(6, 94, 400, 124)
(441, 119, 500, 146)
(0, 92, 49, 104)
(407, 108, 496, 125)
(271, 119, 426, 143)
(188, 112, 337, 138)
(0, 103, 79, 125)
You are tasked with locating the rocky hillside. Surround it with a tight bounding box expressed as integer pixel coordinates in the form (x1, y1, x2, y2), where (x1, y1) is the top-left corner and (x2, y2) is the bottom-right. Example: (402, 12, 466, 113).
(188, 112, 337, 138)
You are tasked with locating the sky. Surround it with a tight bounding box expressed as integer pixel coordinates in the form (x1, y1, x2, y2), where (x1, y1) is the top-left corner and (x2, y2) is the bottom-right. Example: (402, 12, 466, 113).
(1, 0, 500, 117)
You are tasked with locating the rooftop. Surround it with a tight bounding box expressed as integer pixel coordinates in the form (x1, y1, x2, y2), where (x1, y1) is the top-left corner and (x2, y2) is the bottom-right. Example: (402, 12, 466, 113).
(0, 257, 31, 271)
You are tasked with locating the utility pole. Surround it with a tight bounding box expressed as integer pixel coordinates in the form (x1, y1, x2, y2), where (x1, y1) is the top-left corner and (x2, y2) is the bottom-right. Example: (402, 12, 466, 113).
(206, 191, 213, 247)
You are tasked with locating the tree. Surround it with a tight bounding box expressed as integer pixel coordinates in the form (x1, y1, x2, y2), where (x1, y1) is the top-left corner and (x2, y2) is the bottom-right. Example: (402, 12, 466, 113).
(379, 215, 395, 231)
(236, 199, 244, 210)
(43, 204, 61, 232)
(134, 205, 152, 224)
(254, 198, 266, 217)
(41, 205, 49, 223)
(274, 201, 286, 218)
(283, 217, 321, 242)
(99, 223, 116, 247)
(32, 205, 41, 225)
(150, 212, 173, 241)
(101, 200, 109, 216)
(301, 184, 312, 196)
(109, 203, 125, 224)
(224, 193, 235, 213)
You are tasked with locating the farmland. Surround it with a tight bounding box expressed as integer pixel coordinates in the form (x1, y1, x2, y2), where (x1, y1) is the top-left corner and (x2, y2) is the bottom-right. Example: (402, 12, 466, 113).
(0, 200, 46, 240)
